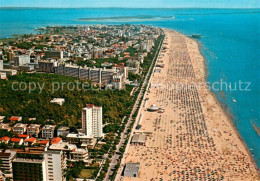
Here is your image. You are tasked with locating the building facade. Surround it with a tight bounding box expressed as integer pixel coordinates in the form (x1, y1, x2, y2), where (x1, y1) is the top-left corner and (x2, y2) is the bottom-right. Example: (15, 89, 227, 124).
(41, 125, 56, 139)
(44, 151, 66, 181)
(82, 104, 103, 138)
(12, 123, 27, 134)
(13, 55, 30, 66)
(27, 124, 40, 137)
(12, 151, 47, 181)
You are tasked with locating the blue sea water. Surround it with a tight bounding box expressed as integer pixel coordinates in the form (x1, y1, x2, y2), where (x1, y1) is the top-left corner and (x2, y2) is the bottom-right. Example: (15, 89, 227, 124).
(0, 8, 259, 167)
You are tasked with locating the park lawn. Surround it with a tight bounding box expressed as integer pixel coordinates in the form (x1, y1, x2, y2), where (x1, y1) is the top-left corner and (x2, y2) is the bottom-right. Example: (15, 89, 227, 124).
(79, 169, 97, 179)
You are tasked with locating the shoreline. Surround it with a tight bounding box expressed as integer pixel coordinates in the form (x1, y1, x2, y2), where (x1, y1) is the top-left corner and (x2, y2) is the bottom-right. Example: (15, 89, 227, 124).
(120, 29, 259, 180)
(183, 29, 260, 176)
(191, 32, 259, 172)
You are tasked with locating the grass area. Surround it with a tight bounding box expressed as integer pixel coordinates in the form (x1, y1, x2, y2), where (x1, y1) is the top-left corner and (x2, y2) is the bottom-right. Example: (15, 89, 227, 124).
(79, 169, 97, 179)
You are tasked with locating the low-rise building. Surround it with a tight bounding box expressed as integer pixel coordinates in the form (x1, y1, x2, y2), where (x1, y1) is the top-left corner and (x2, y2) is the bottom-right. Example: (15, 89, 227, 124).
(0, 136, 10, 144)
(0, 69, 17, 76)
(50, 98, 65, 106)
(10, 116, 22, 123)
(0, 72, 7, 79)
(66, 133, 96, 148)
(10, 138, 23, 145)
(45, 51, 63, 59)
(131, 134, 146, 145)
(123, 163, 140, 178)
(12, 123, 27, 134)
(51, 137, 62, 145)
(0, 116, 5, 123)
(24, 137, 37, 146)
(27, 124, 41, 137)
(18, 134, 30, 139)
(0, 123, 11, 132)
(14, 55, 30, 66)
(70, 148, 89, 163)
(57, 127, 70, 137)
(42, 125, 56, 139)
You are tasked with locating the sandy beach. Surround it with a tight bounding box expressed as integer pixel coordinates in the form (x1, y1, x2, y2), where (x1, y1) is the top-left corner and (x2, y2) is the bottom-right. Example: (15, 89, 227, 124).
(119, 30, 259, 181)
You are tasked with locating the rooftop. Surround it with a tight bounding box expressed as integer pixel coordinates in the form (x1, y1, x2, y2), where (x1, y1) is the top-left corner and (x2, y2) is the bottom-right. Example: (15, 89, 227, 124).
(147, 104, 159, 112)
(28, 124, 41, 129)
(0, 136, 10, 141)
(67, 133, 94, 139)
(58, 126, 70, 131)
(18, 134, 29, 138)
(42, 125, 56, 130)
(131, 134, 146, 144)
(10, 138, 22, 143)
(25, 137, 36, 143)
(124, 163, 140, 177)
(10, 116, 22, 121)
(51, 137, 62, 144)
(13, 123, 27, 128)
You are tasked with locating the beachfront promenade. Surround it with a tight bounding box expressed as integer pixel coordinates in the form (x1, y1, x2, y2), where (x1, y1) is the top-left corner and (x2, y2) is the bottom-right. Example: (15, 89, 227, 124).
(118, 30, 259, 180)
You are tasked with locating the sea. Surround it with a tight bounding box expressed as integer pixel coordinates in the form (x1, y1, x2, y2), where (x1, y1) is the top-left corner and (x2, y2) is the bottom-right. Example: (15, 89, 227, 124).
(0, 8, 259, 167)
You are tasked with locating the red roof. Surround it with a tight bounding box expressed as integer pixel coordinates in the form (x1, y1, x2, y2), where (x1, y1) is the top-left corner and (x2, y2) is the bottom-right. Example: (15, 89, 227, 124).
(0, 136, 10, 141)
(25, 137, 36, 143)
(18, 134, 29, 138)
(11, 138, 22, 143)
(51, 137, 62, 144)
(10, 116, 20, 121)
(38, 140, 49, 145)
(86, 104, 95, 108)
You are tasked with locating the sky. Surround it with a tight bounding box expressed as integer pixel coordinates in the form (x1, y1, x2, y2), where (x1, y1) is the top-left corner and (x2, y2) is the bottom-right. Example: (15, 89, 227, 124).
(0, 0, 259, 8)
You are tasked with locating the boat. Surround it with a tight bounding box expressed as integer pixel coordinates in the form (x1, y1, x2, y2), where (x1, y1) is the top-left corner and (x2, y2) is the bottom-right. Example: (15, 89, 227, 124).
(191, 34, 202, 38)
(252, 122, 260, 136)
(232, 98, 237, 103)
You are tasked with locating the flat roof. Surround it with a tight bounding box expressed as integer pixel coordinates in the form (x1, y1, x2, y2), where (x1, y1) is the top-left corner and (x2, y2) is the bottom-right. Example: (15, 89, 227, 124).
(58, 126, 70, 131)
(42, 125, 56, 130)
(124, 163, 140, 176)
(67, 133, 94, 139)
(131, 134, 146, 144)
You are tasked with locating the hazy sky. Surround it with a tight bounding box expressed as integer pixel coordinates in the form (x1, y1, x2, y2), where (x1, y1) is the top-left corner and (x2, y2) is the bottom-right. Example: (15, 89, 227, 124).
(0, 0, 259, 8)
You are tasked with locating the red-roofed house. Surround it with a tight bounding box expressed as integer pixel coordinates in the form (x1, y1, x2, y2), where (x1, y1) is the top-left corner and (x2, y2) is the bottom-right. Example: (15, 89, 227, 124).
(9, 116, 22, 123)
(38, 140, 50, 147)
(51, 137, 62, 144)
(24, 137, 37, 146)
(0, 136, 10, 144)
(10, 138, 23, 145)
(18, 134, 29, 139)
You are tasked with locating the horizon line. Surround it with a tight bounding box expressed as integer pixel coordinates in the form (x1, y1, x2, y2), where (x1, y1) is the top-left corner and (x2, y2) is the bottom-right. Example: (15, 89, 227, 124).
(0, 7, 260, 9)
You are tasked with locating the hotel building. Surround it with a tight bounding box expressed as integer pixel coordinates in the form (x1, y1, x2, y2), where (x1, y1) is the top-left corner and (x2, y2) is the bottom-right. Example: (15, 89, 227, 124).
(82, 104, 103, 138)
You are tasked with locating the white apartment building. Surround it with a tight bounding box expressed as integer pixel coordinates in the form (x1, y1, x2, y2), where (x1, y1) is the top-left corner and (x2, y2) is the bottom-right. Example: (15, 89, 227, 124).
(44, 150, 66, 181)
(13, 55, 30, 66)
(27, 124, 41, 137)
(12, 123, 27, 134)
(82, 104, 103, 138)
(0, 150, 16, 177)
(42, 125, 56, 139)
